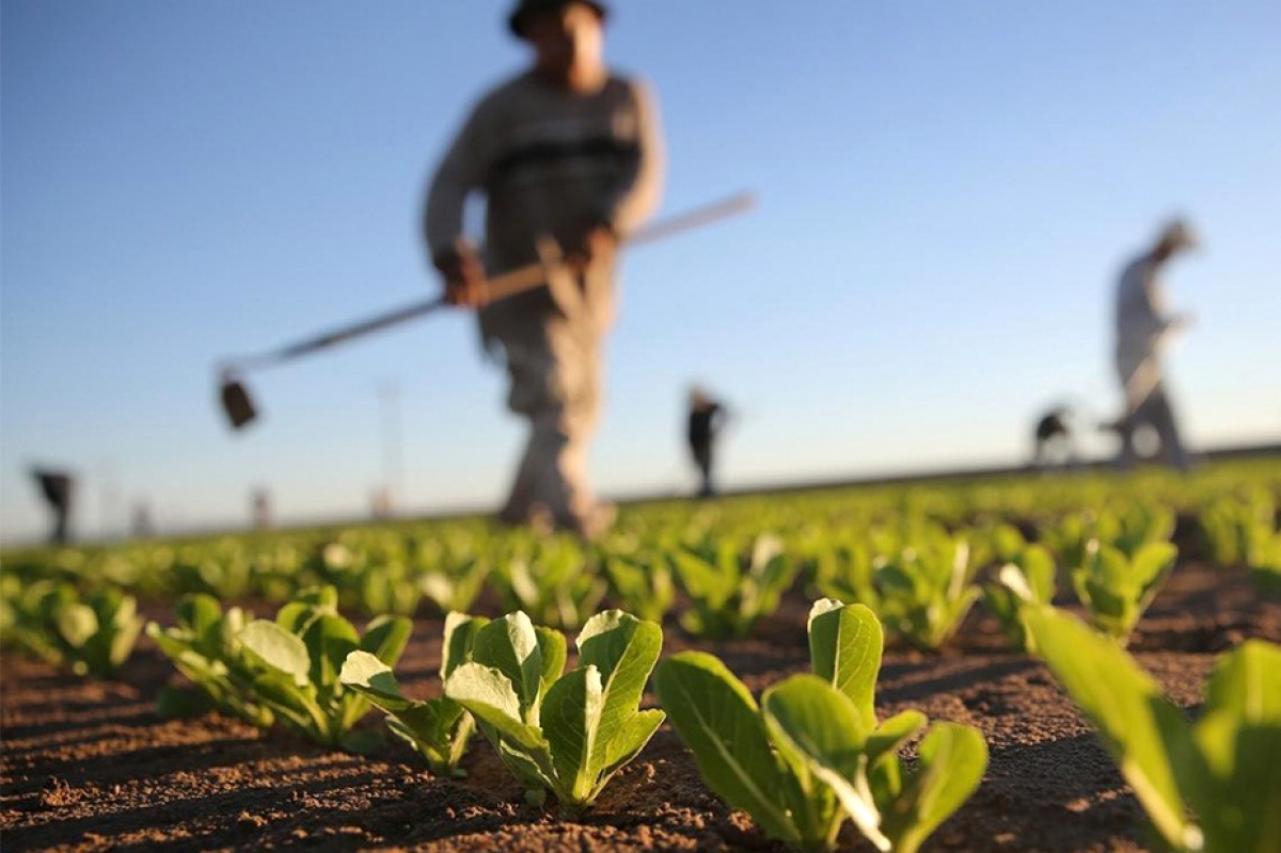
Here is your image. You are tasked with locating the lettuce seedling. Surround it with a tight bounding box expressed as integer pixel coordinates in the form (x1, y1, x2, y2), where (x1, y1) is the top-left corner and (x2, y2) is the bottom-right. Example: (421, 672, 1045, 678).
(1, 581, 141, 678)
(983, 544, 1056, 653)
(500, 540, 608, 630)
(814, 536, 881, 613)
(418, 557, 491, 615)
(874, 535, 980, 651)
(655, 600, 988, 852)
(235, 585, 412, 752)
(147, 593, 273, 726)
(1069, 539, 1176, 644)
(670, 534, 798, 638)
(1025, 605, 1281, 853)
(443, 609, 664, 811)
(340, 612, 487, 775)
(602, 551, 674, 624)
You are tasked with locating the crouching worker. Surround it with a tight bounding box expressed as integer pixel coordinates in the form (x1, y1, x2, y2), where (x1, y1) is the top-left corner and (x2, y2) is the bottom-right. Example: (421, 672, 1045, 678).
(424, 0, 664, 537)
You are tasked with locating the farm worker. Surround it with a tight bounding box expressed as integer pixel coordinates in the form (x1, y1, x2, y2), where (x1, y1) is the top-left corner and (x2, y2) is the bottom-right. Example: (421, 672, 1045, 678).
(30, 468, 74, 545)
(687, 387, 728, 498)
(424, 0, 664, 537)
(1110, 219, 1197, 471)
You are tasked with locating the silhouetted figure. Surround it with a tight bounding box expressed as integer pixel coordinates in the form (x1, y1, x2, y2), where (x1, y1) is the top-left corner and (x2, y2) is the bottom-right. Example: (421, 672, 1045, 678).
(425, 0, 663, 538)
(251, 489, 273, 530)
(1109, 219, 1197, 471)
(131, 502, 154, 539)
(31, 468, 74, 544)
(687, 388, 727, 498)
(1032, 407, 1075, 468)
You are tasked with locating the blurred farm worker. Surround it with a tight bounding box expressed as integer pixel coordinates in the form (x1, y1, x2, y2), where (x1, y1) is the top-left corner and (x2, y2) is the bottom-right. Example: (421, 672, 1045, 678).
(1110, 219, 1197, 471)
(424, 0, 664, 537)
(687, 387, 728, 498)
(30, 468, 74, 545)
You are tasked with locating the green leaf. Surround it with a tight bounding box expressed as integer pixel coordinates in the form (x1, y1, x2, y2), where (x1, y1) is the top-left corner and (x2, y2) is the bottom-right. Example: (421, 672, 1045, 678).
(360, 614, 412, 667)
(473, 613, 545, 715)
(879, 722, 988, 853)
(597, 708, 664, 785)
(541, 666, 605, 805)
(441, 612, 489, 680)
(56, 604, 98, 648)
(653, 652, 800, 844)
(535, 624, 568, 702)
(240, 619, 311, 686)
(1024, 606, 1194, 849)
(807, 599, 882, 730)
(445, 661, 546, 752)
(339, 650, 413, 711)
(576, 610, 662, 775)
(301, 613, 360, 693)
(1203, 640, 1281, 724)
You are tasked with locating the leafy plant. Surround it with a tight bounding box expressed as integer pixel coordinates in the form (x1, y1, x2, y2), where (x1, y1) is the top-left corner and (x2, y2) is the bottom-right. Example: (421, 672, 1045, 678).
(234, 585, 412, 751)
(443, 609, 664, 811)
(983, 544, 1056, 653)
(602, 550, 674, 624)
(874, 534, 981, 650)
(498, 540, 607, 630)
(670, 534, 798, 638)
(1025, 605, 1281, 853)
(340, 612, 487, 775)
(418, 557, 491, 615)
(147, 593, 273, 726)
(0, 581, 142, 677)
(813, 535, 881, 613)
(655, 600, 988, 852)
(1069, 539, 1176, 644)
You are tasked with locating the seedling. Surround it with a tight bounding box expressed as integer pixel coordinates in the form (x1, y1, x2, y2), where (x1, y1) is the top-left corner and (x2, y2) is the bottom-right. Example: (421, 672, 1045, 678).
(655, 600, 988, 852)
(444, 610, 664, 811)
(341, 612, 487, 775)
(1, 581, 141, 678)
(1026, 605, 1281, 853)
(234, 585, 412, 751)
(983, 544, 1057, 653)
(670, 533, 798, 638)
(1069, 539, 1176, 644)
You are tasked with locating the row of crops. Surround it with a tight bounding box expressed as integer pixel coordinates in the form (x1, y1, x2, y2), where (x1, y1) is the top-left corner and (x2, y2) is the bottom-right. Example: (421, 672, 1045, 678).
(2, 460, 1280, 851)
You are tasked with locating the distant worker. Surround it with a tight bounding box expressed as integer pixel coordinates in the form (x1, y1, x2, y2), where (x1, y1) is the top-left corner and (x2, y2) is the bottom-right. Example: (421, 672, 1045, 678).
(30, 468, 74, 545)
(424, 0, 664, 537)
(251, 488, 273, 530)
(1110, 219, 1198, 470)
(687, 387, 728, 498)
(1032, 406, 1075, 469)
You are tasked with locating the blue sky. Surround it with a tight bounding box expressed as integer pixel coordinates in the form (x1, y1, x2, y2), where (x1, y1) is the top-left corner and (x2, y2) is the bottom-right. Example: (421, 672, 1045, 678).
(3, 1, 1279, 542)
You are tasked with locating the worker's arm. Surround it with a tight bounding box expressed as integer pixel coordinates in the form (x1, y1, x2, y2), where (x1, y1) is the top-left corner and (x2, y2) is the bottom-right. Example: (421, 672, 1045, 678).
(423, 105, 490, 306)
(602, 79, 666, 239)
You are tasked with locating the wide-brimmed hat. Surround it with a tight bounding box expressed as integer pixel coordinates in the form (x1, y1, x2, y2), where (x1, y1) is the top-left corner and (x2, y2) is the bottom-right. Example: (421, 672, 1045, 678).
(509, 0, 608, 38)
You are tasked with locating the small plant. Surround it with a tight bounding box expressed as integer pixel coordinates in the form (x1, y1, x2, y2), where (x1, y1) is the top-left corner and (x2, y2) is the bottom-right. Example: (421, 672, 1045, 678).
(1025, 605, 1281, 853)
(1069, 539, 1176, 644)
(655, 600, 988, 852)
(670, 534, 798, 638)
(499, 540, 607, 630)
(418, 557, 491, 615)
(341, 612, 487, 775)
(874, 534, 980, 650)
(813, 536, 881, 613)
(0, 581, 141, 678)
(602, 550, 674, 624)
(983, 544, 1056, 653)
(443, 609, 664, 811)
(147, 593, 273, 726)
(235, 585, 412, 752)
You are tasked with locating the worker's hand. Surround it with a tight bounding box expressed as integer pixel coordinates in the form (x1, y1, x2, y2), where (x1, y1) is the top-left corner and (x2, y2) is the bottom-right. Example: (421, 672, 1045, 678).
(570, 223, 618, 270)
(434, 246, 488, 307)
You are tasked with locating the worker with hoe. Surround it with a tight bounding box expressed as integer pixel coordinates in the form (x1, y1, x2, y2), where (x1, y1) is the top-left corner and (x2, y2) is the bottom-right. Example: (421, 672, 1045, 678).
(424, 0, 664, 538)
(1110, 219, 1198, 471)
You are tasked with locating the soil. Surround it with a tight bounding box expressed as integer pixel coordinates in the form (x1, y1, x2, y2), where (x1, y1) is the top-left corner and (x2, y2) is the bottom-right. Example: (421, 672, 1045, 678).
(2, 557, 1278, 852)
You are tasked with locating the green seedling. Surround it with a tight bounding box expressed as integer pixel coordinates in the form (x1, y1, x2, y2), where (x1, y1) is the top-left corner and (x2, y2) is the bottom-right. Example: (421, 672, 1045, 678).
(655, 600, 988, 852)
(874, 535, 981, 651)
(341, 612, 487, 775)
(147, 593, 273, 726)
(1069, 539, 1176, 644)
(444, 609, 664, 811)
(983, 544, 1057, 653)
(602, 551, 674, 624)
(235, 585, 412, 752)
(670, 533, 798, 638)
(1026, 605, 1281, 853)
(1, 581, 141, 678)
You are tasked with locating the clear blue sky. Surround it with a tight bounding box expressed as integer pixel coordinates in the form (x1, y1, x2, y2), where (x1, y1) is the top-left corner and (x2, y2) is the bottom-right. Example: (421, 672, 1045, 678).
(3, 1, 1279, 542)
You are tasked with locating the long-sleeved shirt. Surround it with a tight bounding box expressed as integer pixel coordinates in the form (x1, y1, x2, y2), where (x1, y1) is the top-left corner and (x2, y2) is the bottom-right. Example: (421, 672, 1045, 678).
(424, 70, 664, 341)
(1114, 253, 1176, 395)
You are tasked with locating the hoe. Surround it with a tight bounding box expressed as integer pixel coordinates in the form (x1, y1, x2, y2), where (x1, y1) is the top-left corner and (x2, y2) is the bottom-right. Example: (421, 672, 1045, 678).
(216, 192, 755, 430)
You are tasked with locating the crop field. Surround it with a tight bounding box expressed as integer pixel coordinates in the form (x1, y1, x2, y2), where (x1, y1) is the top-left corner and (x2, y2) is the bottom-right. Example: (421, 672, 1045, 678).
(2, 460, 1279, 852)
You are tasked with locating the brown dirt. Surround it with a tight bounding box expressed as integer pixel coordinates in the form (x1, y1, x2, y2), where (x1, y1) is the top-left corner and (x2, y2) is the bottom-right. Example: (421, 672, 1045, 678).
(3, 560, 1278, 852)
